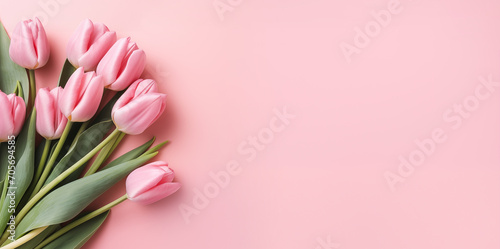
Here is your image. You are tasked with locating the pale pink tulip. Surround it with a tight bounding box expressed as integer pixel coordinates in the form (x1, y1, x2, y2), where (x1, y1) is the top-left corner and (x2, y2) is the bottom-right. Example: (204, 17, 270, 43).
(96, 37, 146, 91)
(35, 87, 68, 140)
(126, 161, 180, 205)
(0, 91, 26, 142)
(59, 67, 104, 122)
(67, 19, 116, 71)
(112, 80, 165, 135)
(9, 18, 50, 69)
(114, 79, 158, 105)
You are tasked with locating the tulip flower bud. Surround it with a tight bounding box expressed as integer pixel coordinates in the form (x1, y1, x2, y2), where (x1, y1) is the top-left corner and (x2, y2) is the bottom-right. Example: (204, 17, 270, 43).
(35, 87, 68, 140)
(67, 19, 117, 71)
(59, 67, 104, 122)
(9, 17, 50, 69)
(126, 161, 180, 205)
(0, 91, 26, 142)
(96, 37, 146, 91)
(112, 79, 165, 135)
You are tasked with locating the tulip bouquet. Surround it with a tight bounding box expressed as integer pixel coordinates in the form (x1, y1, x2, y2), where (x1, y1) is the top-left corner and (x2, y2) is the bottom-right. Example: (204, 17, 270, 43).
(0, 18, 180, 248)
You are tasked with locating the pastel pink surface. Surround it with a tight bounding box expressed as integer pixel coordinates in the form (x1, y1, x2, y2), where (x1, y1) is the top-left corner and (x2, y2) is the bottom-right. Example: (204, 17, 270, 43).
(1, 0, 500, 248)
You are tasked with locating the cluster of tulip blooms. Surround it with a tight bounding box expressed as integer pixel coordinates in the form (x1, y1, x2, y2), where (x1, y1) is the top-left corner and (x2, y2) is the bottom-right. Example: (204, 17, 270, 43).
(0, 18, 180, 248)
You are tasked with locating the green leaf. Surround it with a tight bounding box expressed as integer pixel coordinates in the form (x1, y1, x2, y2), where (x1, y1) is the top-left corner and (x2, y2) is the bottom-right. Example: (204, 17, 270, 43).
(93, 90, 123, 125)
(14, 81, 24, 99)
(0, 110, 36, 233)
(17, 225, 59, 249)
(15, 152, 157, 237)
(42, 211, 109, 249)
(0, 143, 7, 187)
(58, 60, 76, 88)
(103, 137, 155, 170)
(0, 21, 29, 101)
(44, 121, 113, 187)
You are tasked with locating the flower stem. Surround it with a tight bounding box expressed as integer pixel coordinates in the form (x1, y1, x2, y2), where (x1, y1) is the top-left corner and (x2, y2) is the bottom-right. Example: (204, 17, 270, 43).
(84, 132, 125, 177)
(0, 129, 122, 245)
(69, 121, 89, 149)
(33, 140, 51, 187)
(28, 70, 36, 112)
(0, 226, 47, 249)
(34, 194, 128, 249)
(30, 122, 73, 198)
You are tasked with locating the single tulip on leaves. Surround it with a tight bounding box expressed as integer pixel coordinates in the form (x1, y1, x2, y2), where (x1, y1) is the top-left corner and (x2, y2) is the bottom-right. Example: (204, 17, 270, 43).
(96, 37, 146, 91)
(9, 17, 50, 69)
(59, 67, 104, 122)
(126, 161, 181, 205)
(35, 87, 68, 140)
(67, 19, 117, 71)
(112, 79, 166, 135)
(0, 90, 26, 142)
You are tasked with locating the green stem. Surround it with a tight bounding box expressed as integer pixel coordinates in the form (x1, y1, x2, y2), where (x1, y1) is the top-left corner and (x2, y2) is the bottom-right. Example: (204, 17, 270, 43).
(0, 129, 122, 244)
(28, 70, 36, 111)
(106, 132, 126, 162)
(0, 226, 47, 249)
(84, 132, 125, 177)
(69, 121, 89, 149)
(36, 140, 51, 181)
(34, 194, 128, 249)
(31, 122, 73, 197)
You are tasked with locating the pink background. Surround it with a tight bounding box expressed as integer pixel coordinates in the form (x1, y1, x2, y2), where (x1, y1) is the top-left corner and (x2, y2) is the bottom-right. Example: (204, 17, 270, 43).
(1, 0, 500, 248)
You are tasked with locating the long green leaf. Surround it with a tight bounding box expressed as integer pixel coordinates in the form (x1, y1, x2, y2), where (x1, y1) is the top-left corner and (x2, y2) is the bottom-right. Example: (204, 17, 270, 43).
(44, 121, 113, 187)
(41, 211, 109, 249)
(17, 225, 59, 249)
(0, 110, 36, 233)
(0, 144, 7, 188)
(15, 152, 156, 237)
(92, 90, 122, 125)
(57, 60, 76, 88)
(103, 137, 155, 170)
(0, 21, 29, 101)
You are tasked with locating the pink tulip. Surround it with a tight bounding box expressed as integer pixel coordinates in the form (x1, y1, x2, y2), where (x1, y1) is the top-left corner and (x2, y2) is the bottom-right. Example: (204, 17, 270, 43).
(67, 19, 117, 71)
(59, 67, 104, 122)
(0, 91, 26, 142)
(112, 79, 165, 135)
(96, 37, 146, 91)
(126, 161, 180, 205)
(35, 87, 68, 140)
(9, 18, 50, 69)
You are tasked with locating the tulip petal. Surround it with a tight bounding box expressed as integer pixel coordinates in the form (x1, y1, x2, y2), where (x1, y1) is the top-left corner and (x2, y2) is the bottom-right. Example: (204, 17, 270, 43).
(108, 49, 146, 91)
(0, 92, 14, 142)
(112, 93, 166, 135)
(128, 182, 181, 205)
(126, 166, 168, 198)
(33, 18, 50, 67)
(97, 37, 130, 87)
(78, 31, 116, 71)
(9, 20, 37, 69)
(36, 88, 57, 139)
(7, 94, 26, 137)
(67, 19, 94, 67)
(69, 74, 103, 122)
(59, 68, 85, 118)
